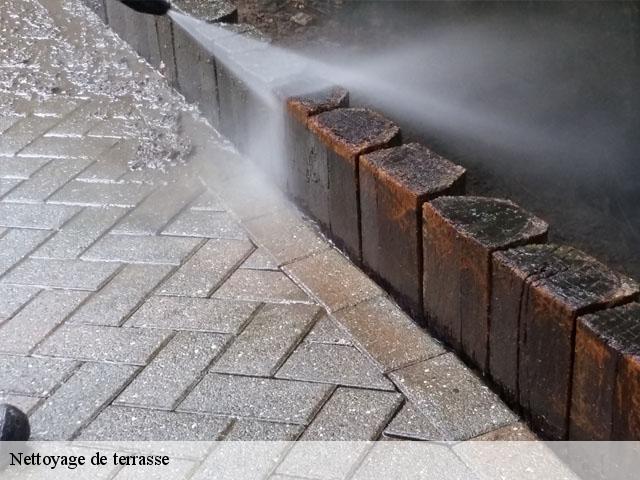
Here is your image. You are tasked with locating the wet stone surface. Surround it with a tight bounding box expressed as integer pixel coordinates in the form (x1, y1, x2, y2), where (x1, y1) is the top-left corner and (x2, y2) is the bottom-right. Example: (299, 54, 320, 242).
(0, 0, 527, 442)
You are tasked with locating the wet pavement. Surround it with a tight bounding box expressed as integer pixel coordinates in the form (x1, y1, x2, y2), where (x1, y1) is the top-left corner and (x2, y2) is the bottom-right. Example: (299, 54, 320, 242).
(0, 0, 532, 442)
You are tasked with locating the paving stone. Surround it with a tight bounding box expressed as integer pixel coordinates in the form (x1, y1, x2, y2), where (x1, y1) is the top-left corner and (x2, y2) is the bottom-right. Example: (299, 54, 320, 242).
(190, 442, 289, 480)
(224, 419, 303, 441)
(18, 135, 117, 159)
(0, 290, 89, 355)
(284, 248, 382, 312)
(0, 156, 50, 179)
(78, 406, 231, 441)
(159, 239, 253, 297)
(0, 115, 59, 156)
(36, 324, 170, 365)
(384, 403, 442, 440)
(0, 228, 50, 274)
(112, 459, 196, 480)
(243, 207, 328, 264)
(162, 210, 248, 240)
(389, 353, 517, 440)
(0, 178, 21, 197)
(76, 139, 138, 182)
(333, 296, 444, 372)
(360, 143, 465, 317)
(111, 177, 203, 235)
(240, 248, 280, 270)
(302, 387, 402, 440)
(44, 98, 106, 137)
(0, 114, 23, 134)
(190, 190, 225, 211)
(0, 202, 78, 229)
(423, 196, 548, 372)
(0, 285, 40, 320)
(127, 296, 257, 333)
(1, 258, 120, 290)
(116, 331, 229, 409)
(214, 269, 311, 304)
(18, 97, 84, 118)
(30, 362, 138, 440)
(70, 264, 172, 326)
(179, 373, 333, 424)
(0, 394, 41, 414)
(82, 234, 201, 264)
(277, 342, 395, 391)
(304, 313, 353, 346)
(48, 179, 154, 207)
(3, 157, 92, 203)
(353, 442, 476, 480)
(0, 355, 76, 396)
(214, 304, 320, 376)
(32, 206, 127, 259)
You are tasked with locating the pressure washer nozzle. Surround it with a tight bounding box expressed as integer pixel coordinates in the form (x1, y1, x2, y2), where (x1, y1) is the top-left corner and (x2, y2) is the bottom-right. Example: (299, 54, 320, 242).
(119, 0, 172, 16)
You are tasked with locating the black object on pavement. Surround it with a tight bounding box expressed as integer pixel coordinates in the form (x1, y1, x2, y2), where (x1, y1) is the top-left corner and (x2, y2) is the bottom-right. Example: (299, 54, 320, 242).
(0, 404, 30, 441)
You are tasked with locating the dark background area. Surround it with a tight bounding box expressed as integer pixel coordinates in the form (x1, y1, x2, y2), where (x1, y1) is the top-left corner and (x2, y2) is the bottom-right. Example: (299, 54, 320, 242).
(238, 0, 640, 279)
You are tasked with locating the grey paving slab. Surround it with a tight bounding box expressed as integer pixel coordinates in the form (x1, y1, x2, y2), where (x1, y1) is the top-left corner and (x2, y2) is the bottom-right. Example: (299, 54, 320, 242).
(111, 177, 202, 235)
(78, 406, 231, 441)
(0, 228, 50, 274)
(352, 442, 476, 480)
(158, 239, 253, 297)
(0, 115, 59, 156)
(1, 258, 120, 290)
(213, 269, 312, 304)
(190, 190, 225, 211)
(86, 118, 131, 139)
(0, 178, 21, 197)
(276, 343, 395, 391)
(32, 206, 127, 259)
(389, 353, 518, 440)
(301, 387, 402, 440)
(240, 248, 280, 270)
(36, 324, 171, 365)
(304, 313, 353, 346)
(16, 97, 84, 118)
(0, 156, 50, 179)
(243, 207, 329, 265)
(44, 98, 106, 137)
(76, 139, 138, 182)
(70, 263, 173, 326)
(224, 419, 303, 441)
(384, 403, 443, 440)
(284, 249, 382, 312)
(472, 422, 537, 440)
(116, 331, 229, 409)
(179, 373, 333, 424)
(112, 459, 196, 480)
(127, 296, 258, 333)
(0, 202, 79, 229)
(333, 296, 445, 372)
(0, 354, 77, 396)
(0, 290, 89, 354)
(30, 362, 138, 440)
(18, 135, 117, 159)
(0, 394, 41, 413)
(213, 304, 320, 376)
(162, 210, 248, 239)
(0, 114, 23, 134)
(3, 157, 92, 202)
(48, 179, 154, 207)
(82, 234, 202, 264)
(0, 285, 40, 320)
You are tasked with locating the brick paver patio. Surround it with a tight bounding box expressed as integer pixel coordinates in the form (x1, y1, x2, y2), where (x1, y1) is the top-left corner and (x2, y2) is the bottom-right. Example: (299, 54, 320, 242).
(0, 0, 531, 442)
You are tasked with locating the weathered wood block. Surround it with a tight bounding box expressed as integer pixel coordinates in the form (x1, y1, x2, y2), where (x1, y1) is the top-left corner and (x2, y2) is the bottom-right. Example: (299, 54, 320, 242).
(571, 303, 640, 440)
(490, 244, 638, 439)
(283, 82, 349, 207)
(423, 196, 548, 371)
(307, 108, 401, 261)
(360, 143, 465, 319)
